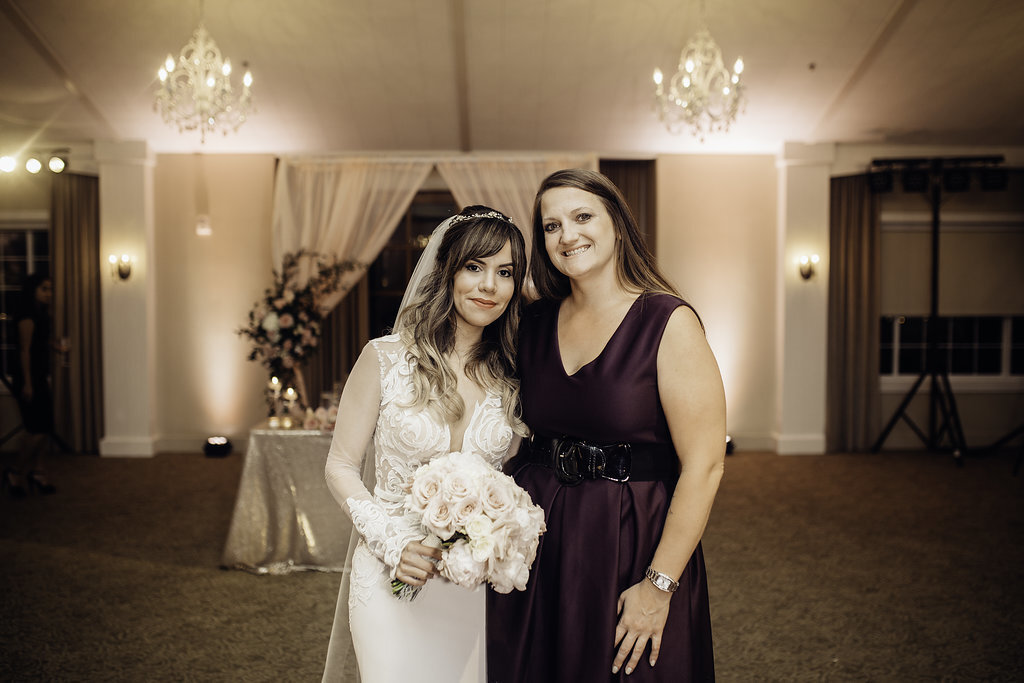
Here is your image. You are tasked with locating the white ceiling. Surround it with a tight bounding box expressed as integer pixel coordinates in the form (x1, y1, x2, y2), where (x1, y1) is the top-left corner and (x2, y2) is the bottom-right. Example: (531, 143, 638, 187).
(1, 0, 1023, 159)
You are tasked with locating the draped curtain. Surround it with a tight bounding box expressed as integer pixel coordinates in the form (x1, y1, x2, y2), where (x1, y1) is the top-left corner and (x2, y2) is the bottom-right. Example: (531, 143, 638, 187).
(826, 174, 881, 452)
(51, 173, 103, 454)
(271, 157, 434, 312)
(272, 158, 431, 405)
(272, 154, 600, 401)
(435, 154, 598, 251)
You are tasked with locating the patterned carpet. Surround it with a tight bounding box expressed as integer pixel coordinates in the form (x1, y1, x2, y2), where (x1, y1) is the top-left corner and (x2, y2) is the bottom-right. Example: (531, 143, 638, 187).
(1, 448, 1022, 681)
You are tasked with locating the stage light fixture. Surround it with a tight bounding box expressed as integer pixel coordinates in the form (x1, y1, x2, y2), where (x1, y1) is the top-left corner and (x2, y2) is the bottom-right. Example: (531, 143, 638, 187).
(902, 168, 929, 193)
(943, 168, 971, 193)
(868, 170, 893, 193)
(25, 157, 42, 174)
(48, 155, 66, 173)
(980, 167, 1008, 191)
(0, 156, 15, 173)
(204, 435, 233, 457)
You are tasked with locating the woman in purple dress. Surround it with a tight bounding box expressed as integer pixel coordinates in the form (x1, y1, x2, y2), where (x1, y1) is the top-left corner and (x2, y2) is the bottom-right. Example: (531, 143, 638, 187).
(487, 169, 726, 682)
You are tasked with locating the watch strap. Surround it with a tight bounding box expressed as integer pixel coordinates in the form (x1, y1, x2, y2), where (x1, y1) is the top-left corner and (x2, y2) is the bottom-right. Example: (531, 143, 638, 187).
(645, 566, 679, 593)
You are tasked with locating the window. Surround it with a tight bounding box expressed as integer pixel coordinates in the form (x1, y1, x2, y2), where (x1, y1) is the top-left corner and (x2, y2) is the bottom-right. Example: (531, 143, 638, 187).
(880, 315, 1024, 378)
(1, 220, 50, 387)
(367, 191, 457, 338)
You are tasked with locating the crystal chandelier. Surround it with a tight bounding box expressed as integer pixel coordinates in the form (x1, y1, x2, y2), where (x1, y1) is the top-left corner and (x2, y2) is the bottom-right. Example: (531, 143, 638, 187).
(154, 19, 253, 143)
(652, 26, 745, 140)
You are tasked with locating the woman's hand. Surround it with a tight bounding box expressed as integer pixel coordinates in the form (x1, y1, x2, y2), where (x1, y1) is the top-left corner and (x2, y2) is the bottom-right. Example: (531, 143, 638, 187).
(612, 579, 673, 675)
(395, 539, 443, 586)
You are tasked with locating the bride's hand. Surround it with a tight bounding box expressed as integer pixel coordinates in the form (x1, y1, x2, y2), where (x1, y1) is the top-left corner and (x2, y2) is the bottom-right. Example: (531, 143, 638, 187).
(395, 539, 443, 586)
(612, 580, 672, 675)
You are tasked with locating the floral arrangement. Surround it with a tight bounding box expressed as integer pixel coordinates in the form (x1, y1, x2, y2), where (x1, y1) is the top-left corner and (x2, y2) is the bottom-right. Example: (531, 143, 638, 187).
(392, 450, 546, 600)
(302, 405, 338, 431)
(238, 250, 357, 407)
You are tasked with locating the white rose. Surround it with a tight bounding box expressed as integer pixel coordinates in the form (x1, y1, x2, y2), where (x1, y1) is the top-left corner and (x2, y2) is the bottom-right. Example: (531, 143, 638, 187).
(469, 533, 496, 564)
(464, 513, 494, 540)
(423, 496, 455, 540)
(451, 495, 482, 528)
(448, 450, 495, 478)
(442, 469, 474, 503)
(441, 539, 487, 589)
(481, 476, 517, 523)
(408, 467, 444, 515)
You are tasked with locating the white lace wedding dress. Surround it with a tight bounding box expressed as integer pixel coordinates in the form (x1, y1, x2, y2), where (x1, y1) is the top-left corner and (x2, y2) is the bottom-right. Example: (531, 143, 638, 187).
(322, 335, 515, 683)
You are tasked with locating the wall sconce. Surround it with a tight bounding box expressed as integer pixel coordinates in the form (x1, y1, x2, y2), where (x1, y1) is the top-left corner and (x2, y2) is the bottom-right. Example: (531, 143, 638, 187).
(798, 253, 820, 280)
(108, 254, 133, 281)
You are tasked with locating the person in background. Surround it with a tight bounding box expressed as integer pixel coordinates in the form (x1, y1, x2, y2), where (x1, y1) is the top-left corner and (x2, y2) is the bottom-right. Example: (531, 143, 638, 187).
(5, 273, 64, 497)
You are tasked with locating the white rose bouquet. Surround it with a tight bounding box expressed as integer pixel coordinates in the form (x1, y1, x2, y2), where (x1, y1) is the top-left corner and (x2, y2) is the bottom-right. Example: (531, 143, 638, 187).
(392, 450, 546, 600)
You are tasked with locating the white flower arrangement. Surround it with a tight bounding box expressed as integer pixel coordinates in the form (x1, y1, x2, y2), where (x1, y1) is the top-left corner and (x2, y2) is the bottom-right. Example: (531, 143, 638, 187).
(393, 450, 546, 600)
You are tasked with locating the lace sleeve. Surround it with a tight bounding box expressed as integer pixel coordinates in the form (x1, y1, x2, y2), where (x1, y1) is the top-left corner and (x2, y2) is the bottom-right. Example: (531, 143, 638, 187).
(324, 341, 421, 577)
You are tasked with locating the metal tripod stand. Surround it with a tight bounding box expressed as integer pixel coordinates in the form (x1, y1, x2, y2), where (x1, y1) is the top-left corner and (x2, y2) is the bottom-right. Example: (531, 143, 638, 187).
(871, 170, 969, 461)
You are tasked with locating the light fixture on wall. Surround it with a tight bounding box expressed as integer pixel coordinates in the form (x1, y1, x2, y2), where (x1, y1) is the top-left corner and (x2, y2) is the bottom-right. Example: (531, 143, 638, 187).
(798, 253, 819, 280)
(195, 214, 213, 236)
(154, 2, 253, 143)
(108, 254, 134, 281)
(652, 9, 745, 140)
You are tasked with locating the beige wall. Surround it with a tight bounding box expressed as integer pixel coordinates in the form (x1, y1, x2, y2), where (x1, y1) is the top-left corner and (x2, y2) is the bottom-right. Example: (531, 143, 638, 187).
(0, 172, 50, 213)
(152, 154, 276, 450)
(656, 155, 779, 449)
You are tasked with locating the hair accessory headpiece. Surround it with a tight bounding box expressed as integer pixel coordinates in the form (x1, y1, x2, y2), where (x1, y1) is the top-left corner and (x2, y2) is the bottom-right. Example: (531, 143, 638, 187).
(447, 210, 515, 227)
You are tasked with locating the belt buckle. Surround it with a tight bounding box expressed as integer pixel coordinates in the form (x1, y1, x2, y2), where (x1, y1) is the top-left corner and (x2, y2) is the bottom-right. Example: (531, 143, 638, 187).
(552, 437, 584, 486)
(600, 443, 631, 483)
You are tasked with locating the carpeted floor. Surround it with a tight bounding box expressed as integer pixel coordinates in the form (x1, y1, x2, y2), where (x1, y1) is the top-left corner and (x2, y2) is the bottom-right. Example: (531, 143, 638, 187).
(1, 447, 1022, 681)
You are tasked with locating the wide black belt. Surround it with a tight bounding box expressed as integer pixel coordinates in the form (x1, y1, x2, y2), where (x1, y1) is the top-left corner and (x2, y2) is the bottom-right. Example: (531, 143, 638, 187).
(524, 435, 678, 486)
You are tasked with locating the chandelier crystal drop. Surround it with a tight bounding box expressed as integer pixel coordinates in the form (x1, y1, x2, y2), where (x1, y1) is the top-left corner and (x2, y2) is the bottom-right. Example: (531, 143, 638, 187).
(154, 23, 253, 143)
(652, 27, 745, 140)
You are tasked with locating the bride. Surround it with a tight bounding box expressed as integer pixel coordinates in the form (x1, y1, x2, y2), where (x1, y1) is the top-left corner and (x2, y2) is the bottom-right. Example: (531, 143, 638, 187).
(322, 206, 528, 682)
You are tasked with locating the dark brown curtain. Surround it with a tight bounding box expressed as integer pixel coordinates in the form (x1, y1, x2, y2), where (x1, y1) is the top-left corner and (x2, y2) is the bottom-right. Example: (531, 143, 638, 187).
(51, 173, 103, 454)
(301, 276, 370, 408)
(826, 174, 881, 452)
(599, 159, 657, 252)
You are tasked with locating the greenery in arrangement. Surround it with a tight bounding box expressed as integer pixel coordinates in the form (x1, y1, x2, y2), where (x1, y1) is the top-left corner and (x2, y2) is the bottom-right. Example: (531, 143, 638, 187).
(238, 250, 358, 403)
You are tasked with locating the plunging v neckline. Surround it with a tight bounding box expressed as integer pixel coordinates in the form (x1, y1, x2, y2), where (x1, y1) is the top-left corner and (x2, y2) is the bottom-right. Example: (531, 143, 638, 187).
(445, 397, 487, 453)
(555, 295, 642, 377)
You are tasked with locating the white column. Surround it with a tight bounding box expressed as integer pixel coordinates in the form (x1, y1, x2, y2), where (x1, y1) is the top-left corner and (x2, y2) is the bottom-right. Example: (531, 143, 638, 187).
(774, 142, 834, 454)
(95, 141, 157, 457)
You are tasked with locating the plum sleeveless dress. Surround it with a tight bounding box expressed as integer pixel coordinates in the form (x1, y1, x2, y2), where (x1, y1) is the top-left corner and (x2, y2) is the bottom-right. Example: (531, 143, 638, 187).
(486, 293, 714, 682)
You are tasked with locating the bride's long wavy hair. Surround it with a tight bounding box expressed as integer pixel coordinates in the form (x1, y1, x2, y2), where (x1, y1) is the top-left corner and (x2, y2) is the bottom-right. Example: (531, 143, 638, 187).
(396, 205, 528, 435)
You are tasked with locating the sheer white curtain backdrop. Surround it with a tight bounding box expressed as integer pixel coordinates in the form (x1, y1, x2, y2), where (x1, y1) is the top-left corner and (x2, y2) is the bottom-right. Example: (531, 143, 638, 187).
(436, 154, 598, 252)
(271, 154, 598, 316)
(271, 157, 434, 313)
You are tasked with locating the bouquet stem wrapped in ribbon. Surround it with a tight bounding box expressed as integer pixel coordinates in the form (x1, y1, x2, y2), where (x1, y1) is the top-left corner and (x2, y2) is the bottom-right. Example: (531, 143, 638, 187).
(392, 451, 546, 600)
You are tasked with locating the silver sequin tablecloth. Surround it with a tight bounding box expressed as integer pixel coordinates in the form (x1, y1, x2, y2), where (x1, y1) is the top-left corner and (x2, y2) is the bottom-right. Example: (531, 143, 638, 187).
(221, 426, 350, 574)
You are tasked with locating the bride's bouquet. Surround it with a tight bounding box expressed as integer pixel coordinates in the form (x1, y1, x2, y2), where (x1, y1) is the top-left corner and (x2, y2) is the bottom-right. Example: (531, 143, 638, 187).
(392, 450, 546, 600)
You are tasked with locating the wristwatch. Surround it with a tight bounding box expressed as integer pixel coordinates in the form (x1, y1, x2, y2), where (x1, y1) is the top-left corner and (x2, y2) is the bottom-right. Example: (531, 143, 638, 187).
(645, 566, 679, 593)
